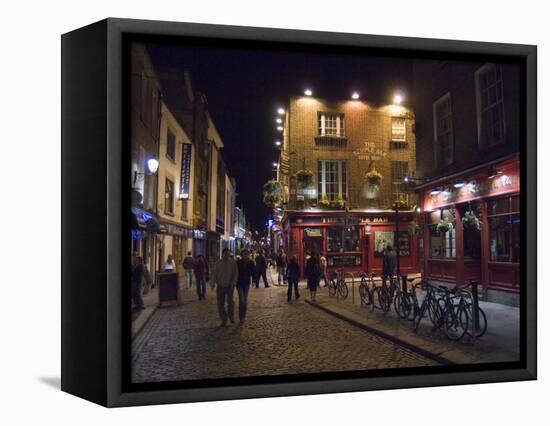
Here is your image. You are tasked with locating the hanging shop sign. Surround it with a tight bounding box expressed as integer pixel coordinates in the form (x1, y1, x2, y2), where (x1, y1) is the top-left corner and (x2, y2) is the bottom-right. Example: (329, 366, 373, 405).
(179, 143, 192, 199)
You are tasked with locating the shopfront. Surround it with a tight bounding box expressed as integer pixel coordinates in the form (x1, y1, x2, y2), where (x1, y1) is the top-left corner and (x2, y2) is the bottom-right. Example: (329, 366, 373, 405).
(420, 155, 520, 305)
(283, 210, 420, 279)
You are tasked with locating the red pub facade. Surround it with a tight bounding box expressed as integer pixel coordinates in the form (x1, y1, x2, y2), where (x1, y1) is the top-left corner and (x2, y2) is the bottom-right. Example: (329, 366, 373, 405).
(418, 155, 520, 305)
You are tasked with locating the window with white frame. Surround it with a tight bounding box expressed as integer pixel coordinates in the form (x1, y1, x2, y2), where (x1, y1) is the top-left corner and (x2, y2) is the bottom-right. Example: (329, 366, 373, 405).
(391, 161, 409, 205)
(476, 64, 505, 147)
(318, 113, 345, 137)
(433, 93, 454, 166)
(318, 160, 347, 201)
(391, 117, 407, 141)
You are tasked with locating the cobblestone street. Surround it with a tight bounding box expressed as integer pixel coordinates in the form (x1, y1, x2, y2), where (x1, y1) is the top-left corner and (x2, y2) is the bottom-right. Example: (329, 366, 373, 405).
(132, 278, 439, 383)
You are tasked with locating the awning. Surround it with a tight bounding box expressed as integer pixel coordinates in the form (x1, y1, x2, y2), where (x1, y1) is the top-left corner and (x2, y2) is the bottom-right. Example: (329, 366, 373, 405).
(131, 207, 165, 234)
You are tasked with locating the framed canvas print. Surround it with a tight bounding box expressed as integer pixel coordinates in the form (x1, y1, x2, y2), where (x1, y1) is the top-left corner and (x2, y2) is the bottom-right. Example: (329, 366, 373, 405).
(61, 18, 537, 407)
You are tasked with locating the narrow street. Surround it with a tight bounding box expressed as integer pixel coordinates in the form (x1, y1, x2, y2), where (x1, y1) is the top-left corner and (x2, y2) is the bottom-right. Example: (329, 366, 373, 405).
(132, 274, 438, 383)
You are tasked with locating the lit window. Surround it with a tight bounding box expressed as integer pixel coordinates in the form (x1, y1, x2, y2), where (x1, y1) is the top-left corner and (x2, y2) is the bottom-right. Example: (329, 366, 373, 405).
(429, 209, 456, 259)
(318, 160, 347, 202)
(391, 117, 406, 142)
(318, 113, 345, 137)
(433, 93, 454, 166)
(487, 195, 520, 263)
(391, 161, 409, 205)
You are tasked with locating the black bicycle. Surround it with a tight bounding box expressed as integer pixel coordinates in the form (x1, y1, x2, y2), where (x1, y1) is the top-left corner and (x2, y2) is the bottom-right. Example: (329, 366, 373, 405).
(358, 272, 377, 307)
(328, 270, 349, 299)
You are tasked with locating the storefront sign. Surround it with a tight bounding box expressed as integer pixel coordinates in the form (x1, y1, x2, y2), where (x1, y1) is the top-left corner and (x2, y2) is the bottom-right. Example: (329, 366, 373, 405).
(328, 255, 362, 268)
(297, 188, 317, 198)
(304, 227, 323, 237)
(179, 143, 192, 199)
(423, 167, 520, 211)
(164, 223, 193, 238)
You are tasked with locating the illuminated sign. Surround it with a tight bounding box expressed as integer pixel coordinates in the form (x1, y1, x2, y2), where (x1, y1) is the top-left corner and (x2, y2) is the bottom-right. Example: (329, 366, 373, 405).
(179, 143, 192, 199)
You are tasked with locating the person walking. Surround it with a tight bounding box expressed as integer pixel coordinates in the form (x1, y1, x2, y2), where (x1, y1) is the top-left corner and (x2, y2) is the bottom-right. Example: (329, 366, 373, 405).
(276, 249, 288, 286)
(194, 255, 209, 300)
(182, 251, 195, 289)
(254, 250, 270, 288)
(305, 251, 321, 302)
(211, 248, 238, 326)
(382, 244, 397, 287)
(285, 254, 301, 301)
(319, 254, 328, 287)
(163, 254, 176, 272)
(131, 254, 146, 311)
(236, 249, 256, 322)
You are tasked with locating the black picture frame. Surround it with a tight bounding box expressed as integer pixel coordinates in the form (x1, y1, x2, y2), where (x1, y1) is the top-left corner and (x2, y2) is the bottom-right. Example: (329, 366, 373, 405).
(61, 18, 537, 407)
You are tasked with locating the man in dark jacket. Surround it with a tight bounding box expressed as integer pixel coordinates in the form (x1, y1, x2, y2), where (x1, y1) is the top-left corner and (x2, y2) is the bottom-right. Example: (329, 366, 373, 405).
(254, 250, 270, 288)
(236, 249, 256, 322)
(382, 244, 397, 285)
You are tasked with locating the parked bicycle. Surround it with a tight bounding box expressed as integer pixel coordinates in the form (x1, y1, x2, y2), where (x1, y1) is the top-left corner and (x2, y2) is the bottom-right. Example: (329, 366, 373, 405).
(358, 272, 377, 308)
(327, 270, 349, 299)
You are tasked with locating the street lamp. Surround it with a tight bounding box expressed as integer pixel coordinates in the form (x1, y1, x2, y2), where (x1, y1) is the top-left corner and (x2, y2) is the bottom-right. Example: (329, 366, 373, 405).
(275, 140, 282, 147)
(393, 93, 403, 104)
(304, 88, 313, 96)
(351, 92, 360, 100)
(133, 156, 159, 184)
(277, 125, 283, 132)
(275, 117, 283, 124)
(277, 107, 285, 115)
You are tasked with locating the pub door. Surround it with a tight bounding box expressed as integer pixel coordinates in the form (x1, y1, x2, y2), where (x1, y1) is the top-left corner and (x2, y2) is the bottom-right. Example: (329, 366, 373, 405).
(303, 237, 323, 265)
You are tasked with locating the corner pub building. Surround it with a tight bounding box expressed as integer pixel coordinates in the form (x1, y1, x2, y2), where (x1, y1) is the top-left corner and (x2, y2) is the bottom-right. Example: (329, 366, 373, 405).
(277, 93, 420, 278)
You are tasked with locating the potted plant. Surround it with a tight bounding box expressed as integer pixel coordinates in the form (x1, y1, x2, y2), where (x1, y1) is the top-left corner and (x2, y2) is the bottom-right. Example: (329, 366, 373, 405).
(262, 180, 284, 207)
(334, 194, 345, 209)
(462, 210, 481, 231)
(319, 193, 330, 207)
(437, 218, 454, 233)
(296, 169, 313, 188)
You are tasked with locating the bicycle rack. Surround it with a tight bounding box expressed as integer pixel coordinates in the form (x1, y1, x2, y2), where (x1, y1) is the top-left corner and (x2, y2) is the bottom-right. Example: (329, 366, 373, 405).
(344, 271, 356, 304)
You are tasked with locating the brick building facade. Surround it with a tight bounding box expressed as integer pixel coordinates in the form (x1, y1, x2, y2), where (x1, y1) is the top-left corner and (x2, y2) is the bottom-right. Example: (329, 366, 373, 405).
(412, 60, 521, 305)
(278, 95, 420, 277)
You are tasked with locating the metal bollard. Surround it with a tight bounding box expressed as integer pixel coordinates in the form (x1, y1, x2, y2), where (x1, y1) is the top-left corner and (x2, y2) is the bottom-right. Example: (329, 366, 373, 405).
(470, 280, 479, 339)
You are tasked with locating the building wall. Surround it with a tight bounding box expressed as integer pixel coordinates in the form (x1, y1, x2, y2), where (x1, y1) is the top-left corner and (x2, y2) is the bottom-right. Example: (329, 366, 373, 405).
(157, 101, 194, 265)
(412, 60, 521, 180)
(283, 96, 416, 210)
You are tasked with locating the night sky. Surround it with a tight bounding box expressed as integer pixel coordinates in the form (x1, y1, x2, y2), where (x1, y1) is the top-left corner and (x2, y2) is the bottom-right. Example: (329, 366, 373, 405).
(147, 39, 413, 232)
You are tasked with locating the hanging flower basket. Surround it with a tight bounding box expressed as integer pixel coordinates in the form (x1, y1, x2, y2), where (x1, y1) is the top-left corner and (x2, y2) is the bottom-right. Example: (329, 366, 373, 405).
(365, 170, 383, 187)
(262, 180, 284, 207)
(296, 169, 313, 188)
(409, 223, 421, 235)
(437, 218, 454, 234)
(462, 210, 481, 231)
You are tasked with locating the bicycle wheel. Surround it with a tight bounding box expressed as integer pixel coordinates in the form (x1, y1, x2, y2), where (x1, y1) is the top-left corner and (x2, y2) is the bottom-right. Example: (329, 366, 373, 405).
(328, 279, 337, 297)
(444, 304, 467, 341)
(338, 280, 349, 299)
(460, 304, 488, 338)
(414, 301, 427, 332)
(372, 286, 383, 310)
(394, 293, 410, 319)
(406, 294, 417, 321)
(380, 289, 392, 313)
(359, 283, 370, 306)
(429, 297, 445, 328)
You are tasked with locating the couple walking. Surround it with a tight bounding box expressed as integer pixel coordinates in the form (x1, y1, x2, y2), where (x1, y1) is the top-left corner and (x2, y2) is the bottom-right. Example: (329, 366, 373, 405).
(211, 248, 255, 327)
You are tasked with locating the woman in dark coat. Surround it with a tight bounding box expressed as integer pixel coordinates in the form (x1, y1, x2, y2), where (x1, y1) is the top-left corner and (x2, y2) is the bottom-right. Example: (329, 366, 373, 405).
(305, 251, 321, 302)
(285, 255, 301, 301)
